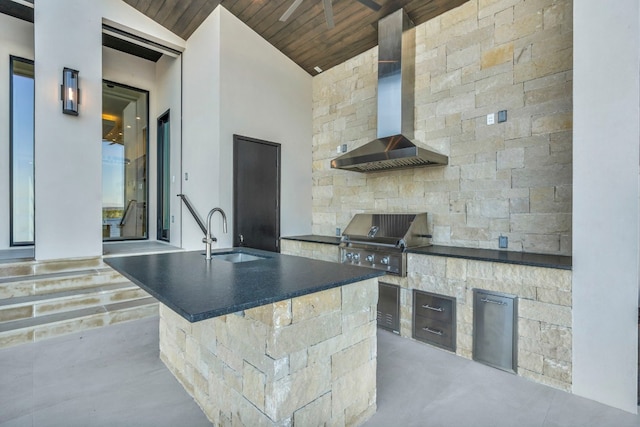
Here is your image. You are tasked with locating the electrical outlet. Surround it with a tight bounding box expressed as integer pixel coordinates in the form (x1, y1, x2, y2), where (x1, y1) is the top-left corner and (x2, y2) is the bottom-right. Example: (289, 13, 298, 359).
(499, 236, 508, 249)
(336, 227, 341, 236)
(487, 113, 495, 125)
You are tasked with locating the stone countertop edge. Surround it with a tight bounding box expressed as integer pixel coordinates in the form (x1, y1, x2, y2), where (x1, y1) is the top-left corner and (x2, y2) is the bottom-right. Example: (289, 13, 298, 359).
(282, 235, 572, 270)
(104, 248, 385, 323)
(407, 245, 572, 270)
(282, 235, 342, 245)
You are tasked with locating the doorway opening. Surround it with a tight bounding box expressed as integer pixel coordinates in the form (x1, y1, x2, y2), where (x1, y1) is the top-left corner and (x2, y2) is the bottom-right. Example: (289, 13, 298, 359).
(102, 81, 149, 241)
(233, 135, 281, 252)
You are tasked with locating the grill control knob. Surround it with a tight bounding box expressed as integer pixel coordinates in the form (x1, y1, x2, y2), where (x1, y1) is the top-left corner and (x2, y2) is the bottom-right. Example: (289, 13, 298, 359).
(345, 253, 353, 261)
(365, 255, 374, 263)
(380, 256, 390, 265)
(353, 253, 361, 262)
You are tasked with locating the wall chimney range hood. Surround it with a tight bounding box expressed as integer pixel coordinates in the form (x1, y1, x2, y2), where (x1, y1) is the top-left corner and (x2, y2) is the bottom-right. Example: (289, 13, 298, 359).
(331, 9, 448, 172)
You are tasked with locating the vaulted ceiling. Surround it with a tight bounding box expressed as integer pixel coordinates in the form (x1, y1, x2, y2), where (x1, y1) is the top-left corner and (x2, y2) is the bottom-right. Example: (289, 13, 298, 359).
(0, 0, 468, 75)
(122, 0, 468, 75)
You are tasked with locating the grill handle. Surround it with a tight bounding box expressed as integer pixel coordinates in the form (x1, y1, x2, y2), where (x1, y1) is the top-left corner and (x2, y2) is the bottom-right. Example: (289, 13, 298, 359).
(480, 297, 507, 306)
(422, 304, 444, 312)
(422, 327, 443, 336)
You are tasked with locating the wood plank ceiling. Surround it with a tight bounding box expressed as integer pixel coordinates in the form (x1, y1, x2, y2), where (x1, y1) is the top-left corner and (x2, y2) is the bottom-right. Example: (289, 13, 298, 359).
(122, 0, 468, 75)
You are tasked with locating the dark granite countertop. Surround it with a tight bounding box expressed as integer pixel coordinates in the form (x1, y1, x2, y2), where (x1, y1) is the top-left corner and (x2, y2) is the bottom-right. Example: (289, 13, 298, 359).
(105, 248, 384, 323)
(282, 235, 341, 245)
(408, 245, 572, 270)
(282, 235, 572, 270)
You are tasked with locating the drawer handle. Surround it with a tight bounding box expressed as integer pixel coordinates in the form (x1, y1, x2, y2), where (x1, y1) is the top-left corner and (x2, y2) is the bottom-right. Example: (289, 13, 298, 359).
(422, 304, 444, 312)
(480, 297, 507, 306)
(422, 326, 443, 336)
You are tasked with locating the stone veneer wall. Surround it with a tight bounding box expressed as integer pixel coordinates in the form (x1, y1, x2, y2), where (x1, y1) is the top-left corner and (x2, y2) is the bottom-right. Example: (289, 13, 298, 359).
(408, 253, 572, 391)
(159, 278, 378, 426)
(282, 240, 572, 391)
(280, 239, 340, 263)
(312, 0, 573, 255)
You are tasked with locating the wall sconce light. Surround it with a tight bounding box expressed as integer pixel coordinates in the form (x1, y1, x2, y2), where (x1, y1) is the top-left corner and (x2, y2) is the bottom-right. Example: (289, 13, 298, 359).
(61, 67, 79, 116)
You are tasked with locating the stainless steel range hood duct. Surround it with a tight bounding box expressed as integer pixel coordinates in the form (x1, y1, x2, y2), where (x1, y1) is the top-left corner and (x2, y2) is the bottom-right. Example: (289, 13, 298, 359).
(331, 9, 448, 172)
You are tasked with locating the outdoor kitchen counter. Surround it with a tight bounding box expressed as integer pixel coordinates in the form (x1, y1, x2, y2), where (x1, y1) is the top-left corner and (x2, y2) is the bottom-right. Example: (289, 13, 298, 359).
(104, 247, 384, 322)
(408, 245, 572, 270)
(282, 235, 572, 270)
(281, 234, 342, 245)
(106, 247, 383, 425)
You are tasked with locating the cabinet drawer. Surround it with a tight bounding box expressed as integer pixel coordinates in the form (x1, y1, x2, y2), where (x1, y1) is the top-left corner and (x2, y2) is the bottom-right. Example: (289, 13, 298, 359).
(413, 316, 455, 351)
(412, 290, 456, 352)
(414, 291, 454, 322)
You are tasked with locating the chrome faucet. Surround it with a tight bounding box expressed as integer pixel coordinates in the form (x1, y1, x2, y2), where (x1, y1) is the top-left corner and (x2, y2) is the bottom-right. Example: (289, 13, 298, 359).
(203, 208, 227, 260)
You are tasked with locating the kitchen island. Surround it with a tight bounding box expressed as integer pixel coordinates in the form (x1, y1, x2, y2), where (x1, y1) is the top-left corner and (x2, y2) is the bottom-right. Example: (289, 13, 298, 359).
(106, 248, 384, 426)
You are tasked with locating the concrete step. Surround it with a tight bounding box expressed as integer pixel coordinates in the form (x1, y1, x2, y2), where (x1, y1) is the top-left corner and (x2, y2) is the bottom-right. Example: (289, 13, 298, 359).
(0, 257, 158, 350)
(0, 281, 148, 322)
(0, 267, 125, 300)
(0, 257, 105, 280)
(0, 296, 158, 349)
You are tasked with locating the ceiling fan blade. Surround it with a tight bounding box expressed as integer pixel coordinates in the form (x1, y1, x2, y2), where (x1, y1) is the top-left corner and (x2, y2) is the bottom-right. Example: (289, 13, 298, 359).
(280, 0, 304, 22)
(355, 0, 382, 12)
(323, 0, 335, 29)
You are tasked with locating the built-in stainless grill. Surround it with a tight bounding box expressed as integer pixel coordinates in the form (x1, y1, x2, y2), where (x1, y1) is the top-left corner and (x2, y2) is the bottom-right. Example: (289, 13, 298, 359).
(340, 213, 430, 276)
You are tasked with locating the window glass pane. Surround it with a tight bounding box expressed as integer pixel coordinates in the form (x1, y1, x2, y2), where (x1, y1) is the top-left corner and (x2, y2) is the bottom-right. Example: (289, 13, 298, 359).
(102, 82, 148, 240)
(11, 58, 35, 245)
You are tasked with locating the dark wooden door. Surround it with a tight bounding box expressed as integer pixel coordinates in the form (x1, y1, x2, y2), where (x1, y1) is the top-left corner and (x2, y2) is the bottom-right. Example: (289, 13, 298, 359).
(233, 135, 281, 252)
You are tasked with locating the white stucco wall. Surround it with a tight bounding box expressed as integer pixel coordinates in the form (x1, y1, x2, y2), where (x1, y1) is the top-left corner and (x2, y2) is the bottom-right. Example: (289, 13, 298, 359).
(29, 0, 185, 260)
(181, 6, 312, 251)
(154, 55, 183, 247)
(573, 0, 640, 413)
(181, 8, 222, 249)
(0, 14, 34, 249)
(34, 0, 104, 260)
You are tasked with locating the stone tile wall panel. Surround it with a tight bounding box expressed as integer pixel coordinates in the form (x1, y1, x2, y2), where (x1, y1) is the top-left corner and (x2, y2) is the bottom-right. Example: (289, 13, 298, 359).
(311, 0, 572, 255)
(160, 278, 378, 426)
(407, 253, 572, 391)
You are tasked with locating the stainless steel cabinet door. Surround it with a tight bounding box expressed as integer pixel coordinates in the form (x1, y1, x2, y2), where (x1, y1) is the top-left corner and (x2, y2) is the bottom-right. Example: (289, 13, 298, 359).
(472, 289, 517, 373)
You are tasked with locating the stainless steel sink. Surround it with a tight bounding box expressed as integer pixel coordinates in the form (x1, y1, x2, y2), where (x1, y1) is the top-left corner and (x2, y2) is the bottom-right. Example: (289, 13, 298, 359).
(210, 252, 268, 263)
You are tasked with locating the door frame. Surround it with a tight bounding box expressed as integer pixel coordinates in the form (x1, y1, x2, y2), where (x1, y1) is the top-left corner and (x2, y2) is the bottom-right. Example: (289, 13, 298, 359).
(102, 79, 150, 242)
(232, 134, 281, 251)
(156, 109, 170, 242)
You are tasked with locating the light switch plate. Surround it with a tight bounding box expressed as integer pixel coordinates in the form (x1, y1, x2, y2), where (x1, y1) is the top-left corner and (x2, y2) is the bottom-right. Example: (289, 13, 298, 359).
(487, 113, 495, 125)
(499, 236, 508, 248)
(498, 110, 507, 123)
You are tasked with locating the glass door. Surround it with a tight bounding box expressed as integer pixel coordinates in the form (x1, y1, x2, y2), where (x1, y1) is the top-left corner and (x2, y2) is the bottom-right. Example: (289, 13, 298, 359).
(102, 81, 148, 241)
(157, 111, 170, 242)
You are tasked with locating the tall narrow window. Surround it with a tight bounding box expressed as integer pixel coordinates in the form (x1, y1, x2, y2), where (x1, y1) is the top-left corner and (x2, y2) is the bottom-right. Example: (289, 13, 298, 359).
(102, 81, 149, 241)
(157, 111, 170, 242)
(10, 57, 35, 246)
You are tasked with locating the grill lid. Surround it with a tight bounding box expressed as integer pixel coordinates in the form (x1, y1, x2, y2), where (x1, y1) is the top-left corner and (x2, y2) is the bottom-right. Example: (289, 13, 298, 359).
(341, 213, 430, 248)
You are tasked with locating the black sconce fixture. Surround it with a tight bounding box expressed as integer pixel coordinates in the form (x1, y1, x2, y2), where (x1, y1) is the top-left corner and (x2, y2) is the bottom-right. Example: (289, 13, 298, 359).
(61, 67, 79, 115)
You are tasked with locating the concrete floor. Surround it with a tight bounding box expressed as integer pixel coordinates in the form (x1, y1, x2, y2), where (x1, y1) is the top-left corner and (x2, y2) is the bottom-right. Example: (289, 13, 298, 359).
(1, 317, 638, 427)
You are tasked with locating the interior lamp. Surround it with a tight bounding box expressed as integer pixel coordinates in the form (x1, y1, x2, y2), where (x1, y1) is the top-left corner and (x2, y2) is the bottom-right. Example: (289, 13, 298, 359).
(61, 68, 79, 115)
